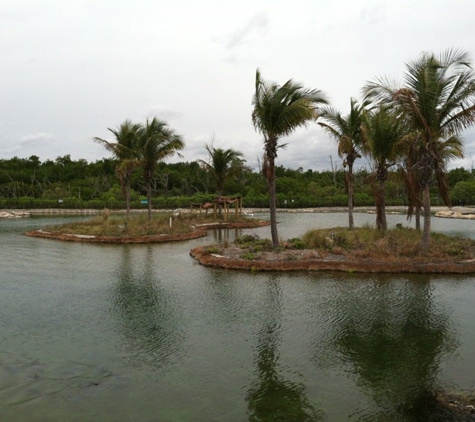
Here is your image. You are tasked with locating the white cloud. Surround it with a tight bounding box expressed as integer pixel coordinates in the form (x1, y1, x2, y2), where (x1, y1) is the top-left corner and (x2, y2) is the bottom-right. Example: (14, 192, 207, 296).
(19, 132, 53, 144)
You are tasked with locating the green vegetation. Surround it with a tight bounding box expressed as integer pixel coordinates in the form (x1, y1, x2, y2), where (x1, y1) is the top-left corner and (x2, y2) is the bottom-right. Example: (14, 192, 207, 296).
(211, 228, 475, 264)
(302, 227, 475, 262)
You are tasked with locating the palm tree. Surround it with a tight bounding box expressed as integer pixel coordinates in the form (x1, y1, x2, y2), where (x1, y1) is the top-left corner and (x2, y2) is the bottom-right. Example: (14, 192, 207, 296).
(364, 49, 475, 248)
(199, 143, 244, 196)
(319, 99, 364, 229)
(361, 106, 407, 232)
(137, 118, 185, 221)
(93, 120, 142, 222)
(252, 69, 328, 247)
(404, 134, 463, 232)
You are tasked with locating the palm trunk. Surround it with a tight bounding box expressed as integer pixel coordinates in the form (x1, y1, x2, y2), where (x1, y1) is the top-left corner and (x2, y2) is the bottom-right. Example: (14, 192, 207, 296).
(267, 156, 279, 248)
(376, 166, 387, 232)
(347, 163, 354, 229)
(146, 170, 153, 222)
(125, 181, 131, 225)
(421, 185, 431, 249)
(376, 180, 387, 232)
(415, 204, 421, 230)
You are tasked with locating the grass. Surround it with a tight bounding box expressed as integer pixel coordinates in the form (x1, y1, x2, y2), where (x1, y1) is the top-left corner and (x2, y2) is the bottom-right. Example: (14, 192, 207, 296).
(301, 226, 475, 262)
(209, 227, 475, 265)
(43, 212, 253, 237)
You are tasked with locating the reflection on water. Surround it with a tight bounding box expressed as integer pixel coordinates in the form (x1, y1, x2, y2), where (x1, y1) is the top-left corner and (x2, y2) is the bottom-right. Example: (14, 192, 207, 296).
(245, 278, 325, 422)
(1, 215, 475, 421)
(313, 275, 457, 421)
(110, 245, 184, 368)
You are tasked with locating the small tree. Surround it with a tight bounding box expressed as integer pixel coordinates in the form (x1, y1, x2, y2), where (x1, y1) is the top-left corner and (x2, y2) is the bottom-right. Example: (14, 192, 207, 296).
(93, 120, 142, 222)
(319, 99, 365, 229)
(137, 118, 184, 221)
(199, 143, 244, 196)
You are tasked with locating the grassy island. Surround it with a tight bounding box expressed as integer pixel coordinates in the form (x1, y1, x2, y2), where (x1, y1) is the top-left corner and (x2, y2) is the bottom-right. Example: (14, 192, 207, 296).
(25, 212, 270, 243)
(190, 227, 475, 274)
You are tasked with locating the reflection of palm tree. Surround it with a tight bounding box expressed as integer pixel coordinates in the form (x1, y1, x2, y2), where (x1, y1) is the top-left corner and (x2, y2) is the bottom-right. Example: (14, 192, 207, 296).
(313, 276, 456, 421)
(111, 246, 183, 368)
(246, 279, 325, 422)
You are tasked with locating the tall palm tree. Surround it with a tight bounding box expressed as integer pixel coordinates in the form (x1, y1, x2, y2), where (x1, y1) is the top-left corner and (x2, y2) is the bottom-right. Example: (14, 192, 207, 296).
(361, 106, 407, 232)
(93, 120, 142, 222)
(364, 49, 475, 248)
(199, 143, 244, 196)
(138, 118, 185, 221)
(319, 99, 364, 229)
(252, 69, 328, 247)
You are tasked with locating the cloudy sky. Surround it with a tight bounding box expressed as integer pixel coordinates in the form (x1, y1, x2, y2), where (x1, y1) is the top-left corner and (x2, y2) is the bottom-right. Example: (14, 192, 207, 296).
(2, 0, 475, 171)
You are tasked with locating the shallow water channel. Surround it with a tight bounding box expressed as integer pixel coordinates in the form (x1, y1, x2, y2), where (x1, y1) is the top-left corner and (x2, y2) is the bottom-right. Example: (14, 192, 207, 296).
(1, 212, 475, 421)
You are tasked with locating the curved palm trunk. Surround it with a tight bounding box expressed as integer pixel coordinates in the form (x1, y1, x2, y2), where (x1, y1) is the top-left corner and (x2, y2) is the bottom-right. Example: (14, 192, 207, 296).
(266, 156, 279, 247)
(421, 185, 431, 249)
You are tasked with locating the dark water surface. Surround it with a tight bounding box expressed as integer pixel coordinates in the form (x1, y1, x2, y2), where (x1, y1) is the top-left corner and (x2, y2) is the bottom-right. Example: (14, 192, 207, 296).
(1, 213, 475, 421)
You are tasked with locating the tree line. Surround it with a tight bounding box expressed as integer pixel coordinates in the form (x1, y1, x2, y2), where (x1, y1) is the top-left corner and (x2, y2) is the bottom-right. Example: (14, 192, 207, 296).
(1, 153, 474, 209)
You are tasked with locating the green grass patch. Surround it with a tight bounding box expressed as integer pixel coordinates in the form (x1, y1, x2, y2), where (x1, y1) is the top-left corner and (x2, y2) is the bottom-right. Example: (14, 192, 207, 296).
(43, 213, 252, 237)
(302, 227, 475, 262)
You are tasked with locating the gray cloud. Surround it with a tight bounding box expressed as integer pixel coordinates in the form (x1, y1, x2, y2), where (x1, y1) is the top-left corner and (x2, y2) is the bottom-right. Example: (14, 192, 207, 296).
(225, 13, 269, 49)
(1, 1, 475, 172)
(146, 105, 183, 121)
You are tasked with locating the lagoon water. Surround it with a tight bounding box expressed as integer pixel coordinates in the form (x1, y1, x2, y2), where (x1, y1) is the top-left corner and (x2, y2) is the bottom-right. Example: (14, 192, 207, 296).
(1, 212, 475, 421)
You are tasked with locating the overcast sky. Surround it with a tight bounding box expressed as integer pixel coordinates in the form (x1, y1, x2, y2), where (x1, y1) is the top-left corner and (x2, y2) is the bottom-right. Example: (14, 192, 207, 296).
(2, 0, 475, 171)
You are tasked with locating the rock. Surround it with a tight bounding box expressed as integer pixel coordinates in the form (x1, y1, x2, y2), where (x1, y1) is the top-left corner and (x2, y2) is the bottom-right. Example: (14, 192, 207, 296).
(0, 210, 31, 218)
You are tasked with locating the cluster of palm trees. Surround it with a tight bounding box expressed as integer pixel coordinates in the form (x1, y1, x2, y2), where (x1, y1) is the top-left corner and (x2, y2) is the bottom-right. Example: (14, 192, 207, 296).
(95, 49, 475, 251)
(252, 49, 475, 249)
(93, 118, 184, 223)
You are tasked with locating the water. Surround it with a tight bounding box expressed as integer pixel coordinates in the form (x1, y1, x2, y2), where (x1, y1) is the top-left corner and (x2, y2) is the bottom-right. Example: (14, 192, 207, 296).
(1, 212, 475, 421)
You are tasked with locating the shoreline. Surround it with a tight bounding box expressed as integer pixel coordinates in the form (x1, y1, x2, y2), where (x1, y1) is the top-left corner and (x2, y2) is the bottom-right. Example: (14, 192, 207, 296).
(189, 246, 475, 274)
(24, 220, 271, 244)
(2, 205, 475, 218)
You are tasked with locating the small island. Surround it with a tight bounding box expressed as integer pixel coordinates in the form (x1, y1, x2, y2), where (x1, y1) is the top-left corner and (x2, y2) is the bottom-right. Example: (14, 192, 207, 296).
(190, 226, 475, 274)
(25, 210, 270, 244)
(24, 209, 475, 274)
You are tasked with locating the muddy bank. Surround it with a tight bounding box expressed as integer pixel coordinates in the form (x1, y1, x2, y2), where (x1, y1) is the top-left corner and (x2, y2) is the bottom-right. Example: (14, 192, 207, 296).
(25, 220, 270, 244)
(189, 246, 475, 273)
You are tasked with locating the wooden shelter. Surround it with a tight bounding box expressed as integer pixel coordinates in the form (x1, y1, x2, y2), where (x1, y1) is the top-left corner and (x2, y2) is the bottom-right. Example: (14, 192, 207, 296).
(190, 196, 243, 220)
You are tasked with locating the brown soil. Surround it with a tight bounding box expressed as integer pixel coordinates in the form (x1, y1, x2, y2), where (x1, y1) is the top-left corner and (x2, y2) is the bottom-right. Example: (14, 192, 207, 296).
(189, 245, 475, 273)
(24, 220, 270, 244)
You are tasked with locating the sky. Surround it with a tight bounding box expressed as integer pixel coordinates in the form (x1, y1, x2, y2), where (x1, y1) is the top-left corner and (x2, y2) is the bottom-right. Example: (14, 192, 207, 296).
(2, 0, 475, 172)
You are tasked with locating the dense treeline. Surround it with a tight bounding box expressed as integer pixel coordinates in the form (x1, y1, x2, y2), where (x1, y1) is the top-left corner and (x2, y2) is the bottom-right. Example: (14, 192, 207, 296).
(1, 154, 475, 209)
